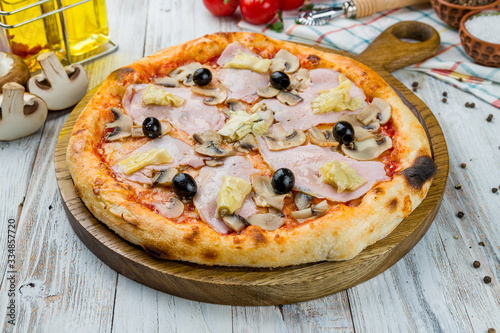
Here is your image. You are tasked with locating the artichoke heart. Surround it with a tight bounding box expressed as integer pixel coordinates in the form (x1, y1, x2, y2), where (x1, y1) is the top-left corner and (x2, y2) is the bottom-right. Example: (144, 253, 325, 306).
(252, 120, 270, 136)
(217, 110, 262, 141)
(119, 148, 173, 175)
(319, 160, 366, 193)
(223, 51, 271, 74)
(217, 176, 252, 217)
(142, 84, 185, 107)
(311, 75, 363, 114)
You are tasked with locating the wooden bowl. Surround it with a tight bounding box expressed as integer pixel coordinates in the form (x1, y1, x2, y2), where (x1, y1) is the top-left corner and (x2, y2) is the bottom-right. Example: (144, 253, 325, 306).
(430, 0, 500, 29)
(459, 10, 500, 67)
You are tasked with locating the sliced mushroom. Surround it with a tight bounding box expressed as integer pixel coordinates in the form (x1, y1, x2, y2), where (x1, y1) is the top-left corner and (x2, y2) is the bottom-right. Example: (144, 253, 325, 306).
(205, 158, 224, 167)
(235, 134, 257, 153)
(195, 141, 227, 157)
(372, 98, 392, 124)
(257, 86, 279, 99)
(0, 52, 30, 92)
(289, 68, 310, 92)
(307, 127, 339, 147)
(155, 197, 184, 219)
(131, 121, 171, 138)
(193, 130, 222, 144)
(168, 62, 202, 86)
(291, 200, 329, 223)
(340, 114, 380, 133)
(222, 214, 247, 232)
(277, 90, 303, 106)
(227, 98, 246, 112)
(250, 174, 290, 211)
(341, 136, 393, 161)
(105, 107, 133, 141)
(264, 124, 306, 151)
(270, 49, 300, 73)
(247, 213, 285, 231)
(152, 167, 178, 186)
(352, 126, 375, 141)
(191, 85, 227, 105)
(192, 130, 227, 157)
(0, 82, 48, 141)
(153, 76, 179, 88)
(356, 98, 392, 125)
(294, 192, 314, 210)
(27, 52, 88, 111)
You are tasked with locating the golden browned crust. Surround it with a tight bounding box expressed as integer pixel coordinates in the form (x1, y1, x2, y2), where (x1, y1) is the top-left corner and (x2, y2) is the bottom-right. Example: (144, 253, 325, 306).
(67, 32, 435, 267)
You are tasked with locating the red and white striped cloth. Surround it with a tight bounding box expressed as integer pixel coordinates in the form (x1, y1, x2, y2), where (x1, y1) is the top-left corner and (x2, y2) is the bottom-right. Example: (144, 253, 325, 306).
(238, 1, 500, 108)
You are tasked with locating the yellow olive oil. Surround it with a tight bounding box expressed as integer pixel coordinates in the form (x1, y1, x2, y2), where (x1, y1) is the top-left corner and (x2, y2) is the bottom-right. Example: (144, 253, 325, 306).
(0, 0, 110, 69)
(0, 0, 64, 69)
(58, 0, 109, 58)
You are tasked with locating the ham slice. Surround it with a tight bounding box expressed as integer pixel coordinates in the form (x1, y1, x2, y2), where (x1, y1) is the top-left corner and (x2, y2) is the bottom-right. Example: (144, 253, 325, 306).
(216, 42, 258, 66)
(218, 68, 269, 103)
(122, 84, 225, 136)
(264, 68, 367, 132)
(215, 42, 269, 103)
(258, 138, 389, 202)
(194, 156, 259, 234)
(112, 135, 204, 185)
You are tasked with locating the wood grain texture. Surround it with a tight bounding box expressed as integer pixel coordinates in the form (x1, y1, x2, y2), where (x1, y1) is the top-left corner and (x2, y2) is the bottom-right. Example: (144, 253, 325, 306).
(354, 0, 429, 18)
(54, 37, 448, 305)
(358, 21, 441, 72)
(2, 0, 499, 331)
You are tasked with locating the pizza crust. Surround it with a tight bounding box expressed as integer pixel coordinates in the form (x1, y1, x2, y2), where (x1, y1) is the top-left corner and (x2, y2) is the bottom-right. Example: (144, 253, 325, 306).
(67, 32, 436, 267)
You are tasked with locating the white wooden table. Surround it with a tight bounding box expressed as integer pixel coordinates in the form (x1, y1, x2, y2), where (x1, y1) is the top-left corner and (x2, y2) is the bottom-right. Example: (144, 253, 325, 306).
(1, 0, 499, 332)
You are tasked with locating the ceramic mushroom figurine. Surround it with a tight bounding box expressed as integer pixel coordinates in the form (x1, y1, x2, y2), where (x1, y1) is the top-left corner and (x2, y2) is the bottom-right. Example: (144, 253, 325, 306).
(0, 82, 48, 141)
(28, 52, 88, 111)
(0, 52, 30, 93)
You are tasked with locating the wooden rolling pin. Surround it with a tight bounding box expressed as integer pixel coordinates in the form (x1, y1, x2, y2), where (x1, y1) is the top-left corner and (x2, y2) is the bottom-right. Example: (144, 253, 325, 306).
(352, 0, 429, 18)
(299, 0, 430, 25)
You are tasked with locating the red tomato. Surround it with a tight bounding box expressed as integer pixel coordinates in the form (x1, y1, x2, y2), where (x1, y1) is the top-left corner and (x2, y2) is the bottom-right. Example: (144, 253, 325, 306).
(203, 0, 240, 17)
(279, 0, 305, 10)
(240, 0, 279, 25)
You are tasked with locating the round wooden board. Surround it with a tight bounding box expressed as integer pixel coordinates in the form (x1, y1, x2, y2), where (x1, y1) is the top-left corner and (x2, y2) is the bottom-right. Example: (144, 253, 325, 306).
(55, 48, 449, 306)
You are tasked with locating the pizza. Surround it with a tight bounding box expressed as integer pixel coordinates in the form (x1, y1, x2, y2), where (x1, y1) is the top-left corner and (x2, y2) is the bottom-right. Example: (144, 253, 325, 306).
(67, 32, 437, 267)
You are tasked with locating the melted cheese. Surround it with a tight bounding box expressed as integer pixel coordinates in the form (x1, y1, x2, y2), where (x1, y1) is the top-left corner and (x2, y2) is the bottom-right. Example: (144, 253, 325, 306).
(223, 51, 271, 73)
(142, 84, 185, 107)
(319, 160, 367, 193)
(216, 176, 252, 216)
(119, 148, 172, 174)
(311, 75, 363, 114)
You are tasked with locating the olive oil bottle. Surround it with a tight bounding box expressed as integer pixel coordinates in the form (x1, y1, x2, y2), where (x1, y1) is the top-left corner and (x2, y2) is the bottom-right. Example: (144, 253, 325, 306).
(57, 0, 109, 59)
(0, 0, 64, 69)
(0, 0, 111, 69)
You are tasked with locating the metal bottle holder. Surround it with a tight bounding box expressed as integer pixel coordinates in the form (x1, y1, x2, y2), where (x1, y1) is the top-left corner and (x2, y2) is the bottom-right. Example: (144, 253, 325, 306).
(0, 0, 118, 67)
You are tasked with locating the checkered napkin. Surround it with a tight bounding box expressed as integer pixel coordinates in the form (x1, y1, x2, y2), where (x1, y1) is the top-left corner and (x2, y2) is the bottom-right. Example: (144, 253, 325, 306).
(238, 1, 500, 108)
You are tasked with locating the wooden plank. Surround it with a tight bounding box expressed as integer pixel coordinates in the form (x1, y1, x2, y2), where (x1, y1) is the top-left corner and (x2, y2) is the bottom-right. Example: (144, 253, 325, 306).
(402, 70, 500, 332)
(0, 129, 43, 279)
(232, 292, 354, 333)
(0, 112, 117, 333)
(346, 69, 500, 332)
(0, 0, 151, 331)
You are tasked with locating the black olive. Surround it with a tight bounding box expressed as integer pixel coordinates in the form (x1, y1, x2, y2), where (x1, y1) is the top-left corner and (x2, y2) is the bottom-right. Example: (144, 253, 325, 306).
(172, 173, 197, 200)
(142, 117, 162, 139)
(270, 71, 291, 90)
(271, 168, 295, 194)
(193, 68, 212, 86)
(333, 121, 355, 145)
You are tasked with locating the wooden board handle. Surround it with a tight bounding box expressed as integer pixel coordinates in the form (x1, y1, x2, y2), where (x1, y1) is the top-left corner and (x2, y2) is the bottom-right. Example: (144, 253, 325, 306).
(358, 21, 441, 72)
(353, 0, 430, 18)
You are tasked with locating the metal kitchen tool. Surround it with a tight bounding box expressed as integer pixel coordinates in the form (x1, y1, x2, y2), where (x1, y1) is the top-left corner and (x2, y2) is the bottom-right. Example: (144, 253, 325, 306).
(298, 0, 429, 26)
